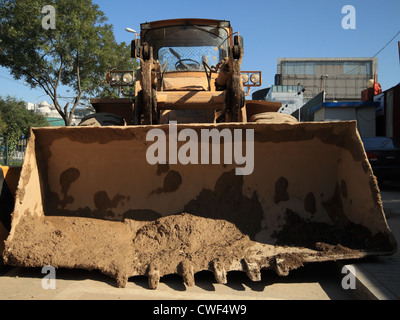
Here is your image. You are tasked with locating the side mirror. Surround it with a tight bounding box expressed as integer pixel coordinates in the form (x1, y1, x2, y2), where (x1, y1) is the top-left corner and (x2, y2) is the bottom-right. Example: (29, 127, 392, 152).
(234, 35, 244, 49)
(130, 40, 136, 58)
(131, 39, 141, 59)
(232, 35, 244, 60)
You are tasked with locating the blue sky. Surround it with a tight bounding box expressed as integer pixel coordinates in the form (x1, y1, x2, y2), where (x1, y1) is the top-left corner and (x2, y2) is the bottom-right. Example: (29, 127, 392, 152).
(1, 0, 399, 105)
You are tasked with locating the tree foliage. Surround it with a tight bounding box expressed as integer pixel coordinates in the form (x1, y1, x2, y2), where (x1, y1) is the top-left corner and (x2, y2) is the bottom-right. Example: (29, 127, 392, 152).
(0, 0, 137, 126)
(0, 95, 49, 160)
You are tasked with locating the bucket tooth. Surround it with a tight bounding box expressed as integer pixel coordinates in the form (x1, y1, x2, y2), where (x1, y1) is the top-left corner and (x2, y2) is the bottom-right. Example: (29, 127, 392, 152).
(244, 259, 261, 282)
(116, 274, 128, 288)
(147, 264, 160, 290)
(212, 260, 227, 284)
(180, 260, 195, 287)
(275, 258, 290, 277)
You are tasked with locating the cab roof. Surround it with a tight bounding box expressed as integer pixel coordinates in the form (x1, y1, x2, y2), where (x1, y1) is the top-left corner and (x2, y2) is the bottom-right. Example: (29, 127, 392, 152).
(140, 18, 231, 31)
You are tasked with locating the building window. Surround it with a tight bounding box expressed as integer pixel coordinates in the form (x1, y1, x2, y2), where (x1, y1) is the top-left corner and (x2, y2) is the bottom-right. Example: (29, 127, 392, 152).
(283, 62, 316, 75)
(343, 61, 372, 75)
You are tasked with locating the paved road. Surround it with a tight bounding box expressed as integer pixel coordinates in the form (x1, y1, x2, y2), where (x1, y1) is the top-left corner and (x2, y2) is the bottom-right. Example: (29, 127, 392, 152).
(0, 262, 355, 300)
(380, 181, 400, 218)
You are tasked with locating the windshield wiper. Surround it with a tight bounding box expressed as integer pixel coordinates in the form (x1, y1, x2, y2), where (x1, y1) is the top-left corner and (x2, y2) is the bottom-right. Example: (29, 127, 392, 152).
(169, 48, 181, 60)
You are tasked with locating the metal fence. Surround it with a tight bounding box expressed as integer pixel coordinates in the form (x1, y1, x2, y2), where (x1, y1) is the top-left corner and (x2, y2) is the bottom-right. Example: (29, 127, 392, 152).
(0, 138, 27, 166)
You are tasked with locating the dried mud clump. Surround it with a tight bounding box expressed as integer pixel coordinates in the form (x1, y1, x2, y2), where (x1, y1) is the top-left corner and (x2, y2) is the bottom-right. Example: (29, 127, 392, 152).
(132, 213, 252, 276)
(130, 213, 257, 288)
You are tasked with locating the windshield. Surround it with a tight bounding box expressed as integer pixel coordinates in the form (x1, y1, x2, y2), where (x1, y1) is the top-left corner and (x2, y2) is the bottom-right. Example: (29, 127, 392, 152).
(143, 25, 229, 72)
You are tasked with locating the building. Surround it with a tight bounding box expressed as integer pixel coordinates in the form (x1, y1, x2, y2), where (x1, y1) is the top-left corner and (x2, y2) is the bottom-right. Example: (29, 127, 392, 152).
(374, 83, 400, 141)
(26, 101, 92, 126)
(312, 101, 378, 137)
(275, 57, 377, 102)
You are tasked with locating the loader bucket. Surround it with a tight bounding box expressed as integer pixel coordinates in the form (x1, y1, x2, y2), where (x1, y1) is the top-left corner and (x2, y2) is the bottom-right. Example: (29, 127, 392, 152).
(3, 121, 397, 288)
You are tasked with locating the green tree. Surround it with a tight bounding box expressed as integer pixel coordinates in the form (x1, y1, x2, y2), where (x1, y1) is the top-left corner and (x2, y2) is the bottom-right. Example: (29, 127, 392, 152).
(0, 96, 49, 163)
(0, 0, 137, 126)
(0, 116, 6, 136)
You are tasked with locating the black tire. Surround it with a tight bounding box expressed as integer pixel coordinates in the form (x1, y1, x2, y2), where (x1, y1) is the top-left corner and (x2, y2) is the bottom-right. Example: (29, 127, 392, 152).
(232, 45, 241, 60)
(78, 113, 125, 127)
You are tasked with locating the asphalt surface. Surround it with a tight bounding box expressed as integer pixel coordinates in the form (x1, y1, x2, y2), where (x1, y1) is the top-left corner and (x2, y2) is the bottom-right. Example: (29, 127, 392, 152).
(0, 262, 356, 300)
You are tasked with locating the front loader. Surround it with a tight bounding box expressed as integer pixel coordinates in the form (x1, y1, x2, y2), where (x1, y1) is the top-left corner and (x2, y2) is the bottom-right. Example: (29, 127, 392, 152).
(2, 19, 397, 289)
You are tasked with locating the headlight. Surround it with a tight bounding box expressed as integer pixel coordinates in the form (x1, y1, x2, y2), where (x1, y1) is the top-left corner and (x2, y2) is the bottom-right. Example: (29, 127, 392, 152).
(108, 70, 135, 86)
(241, 73, 249, 84)
(250, 73, 260, 84)
(122, 72, 134, 84)
(111, 73, 122, 84)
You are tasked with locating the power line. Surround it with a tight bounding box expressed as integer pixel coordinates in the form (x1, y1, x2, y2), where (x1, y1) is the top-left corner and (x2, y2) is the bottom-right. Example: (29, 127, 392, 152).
(335, 29, 400, 78)
(373, 29, 400, 58)
(0, 74, 28, 86)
